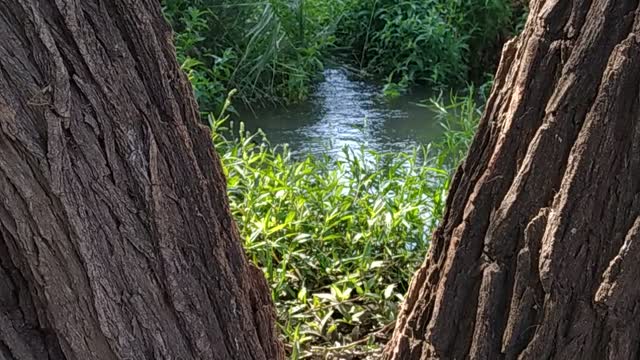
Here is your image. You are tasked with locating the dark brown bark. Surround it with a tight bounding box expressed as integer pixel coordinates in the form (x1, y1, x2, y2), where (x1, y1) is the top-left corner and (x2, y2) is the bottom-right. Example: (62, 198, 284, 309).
(385, 1, 640, 359)
(0, 1, 283, 359)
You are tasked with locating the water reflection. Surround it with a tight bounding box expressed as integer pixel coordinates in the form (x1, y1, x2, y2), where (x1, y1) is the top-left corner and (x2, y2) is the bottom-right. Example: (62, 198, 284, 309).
(238, 68, 442, 157)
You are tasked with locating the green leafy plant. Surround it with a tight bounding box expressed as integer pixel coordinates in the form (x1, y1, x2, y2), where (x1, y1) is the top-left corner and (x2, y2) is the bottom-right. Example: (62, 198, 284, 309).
(336, 0, 519, 89)
(209, 87, 483, 357)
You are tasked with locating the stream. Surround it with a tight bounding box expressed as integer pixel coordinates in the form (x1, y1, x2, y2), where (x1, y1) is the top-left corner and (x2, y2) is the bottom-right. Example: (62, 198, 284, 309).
(238, 68, 443, 157)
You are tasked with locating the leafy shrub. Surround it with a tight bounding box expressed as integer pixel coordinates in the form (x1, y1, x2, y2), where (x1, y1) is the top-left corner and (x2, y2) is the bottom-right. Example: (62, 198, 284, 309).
(337, 0, 519, 90)
(209, 86, 485, 357)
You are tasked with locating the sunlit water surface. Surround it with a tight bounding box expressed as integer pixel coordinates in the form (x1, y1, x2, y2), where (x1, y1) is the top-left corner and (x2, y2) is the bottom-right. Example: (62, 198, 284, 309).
(238, 68, 442, 157)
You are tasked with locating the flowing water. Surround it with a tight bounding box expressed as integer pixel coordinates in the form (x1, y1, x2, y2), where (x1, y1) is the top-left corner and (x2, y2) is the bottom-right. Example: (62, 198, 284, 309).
(238, 68, 443, 157)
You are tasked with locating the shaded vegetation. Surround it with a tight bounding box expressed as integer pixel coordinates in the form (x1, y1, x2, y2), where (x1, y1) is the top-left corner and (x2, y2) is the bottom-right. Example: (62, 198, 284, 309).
(336, 0, 518, 89)
(163, 0, 524, 111)
(163, 0, 341, 112)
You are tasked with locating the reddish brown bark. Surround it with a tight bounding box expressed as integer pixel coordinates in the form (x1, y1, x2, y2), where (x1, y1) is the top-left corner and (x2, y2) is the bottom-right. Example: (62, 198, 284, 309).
(0, 1, 283, 359)
(385, 1, 640, 359)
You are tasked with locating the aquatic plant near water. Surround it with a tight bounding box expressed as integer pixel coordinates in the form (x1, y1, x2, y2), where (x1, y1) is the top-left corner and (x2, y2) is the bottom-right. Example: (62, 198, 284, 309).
(210, 87, 483, 357)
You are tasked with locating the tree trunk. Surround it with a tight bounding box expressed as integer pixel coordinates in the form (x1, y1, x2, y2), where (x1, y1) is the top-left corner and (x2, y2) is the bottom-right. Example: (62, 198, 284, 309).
(0, 1, 283, 359)
(385, 1, 640, 359)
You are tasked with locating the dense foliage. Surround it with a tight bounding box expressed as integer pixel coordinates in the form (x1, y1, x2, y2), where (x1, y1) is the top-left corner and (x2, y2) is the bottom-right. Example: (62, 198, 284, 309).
(162, 0, 343, 112)
(337, 0, 519, 91)
(163, 0, 522, 110)
(209, 88, 484, 357)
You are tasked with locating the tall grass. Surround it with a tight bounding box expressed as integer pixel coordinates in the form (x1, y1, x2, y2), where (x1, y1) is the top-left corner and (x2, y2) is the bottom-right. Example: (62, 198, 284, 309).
(209, 86, 486, 358)
(163, 0, 344, 113)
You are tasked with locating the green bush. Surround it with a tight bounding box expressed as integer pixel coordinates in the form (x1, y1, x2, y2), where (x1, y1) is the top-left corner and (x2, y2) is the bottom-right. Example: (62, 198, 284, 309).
(337, 0, 518, 90)
(209, 86, 485, 357)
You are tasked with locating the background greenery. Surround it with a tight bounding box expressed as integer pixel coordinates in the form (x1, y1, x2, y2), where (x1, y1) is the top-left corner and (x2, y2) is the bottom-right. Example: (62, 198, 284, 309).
(205, 86, 485, 358)
(162, 0, 523, 111)
(336, 0, 514, 90)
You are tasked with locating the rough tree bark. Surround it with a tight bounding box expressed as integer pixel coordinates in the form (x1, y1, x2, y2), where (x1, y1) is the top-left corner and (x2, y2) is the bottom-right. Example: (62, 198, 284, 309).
(385, 1, 640, 359)
(0, 1, 283, 359)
